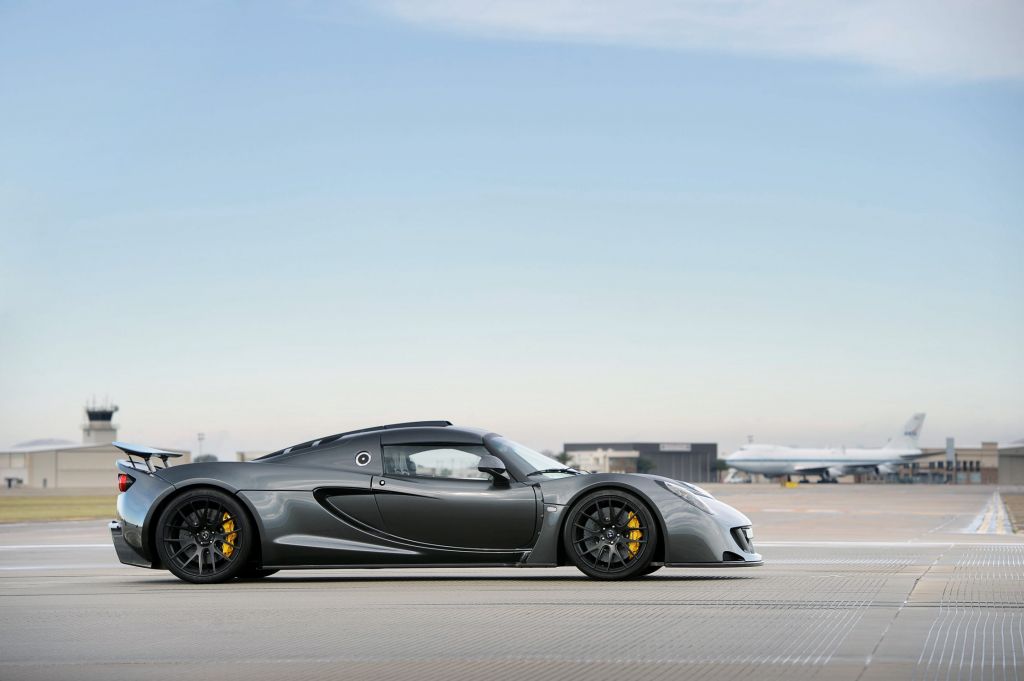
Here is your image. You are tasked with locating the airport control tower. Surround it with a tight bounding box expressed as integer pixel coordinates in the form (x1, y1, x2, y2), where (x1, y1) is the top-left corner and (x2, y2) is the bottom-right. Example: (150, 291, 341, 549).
(82, 402, 119, 444)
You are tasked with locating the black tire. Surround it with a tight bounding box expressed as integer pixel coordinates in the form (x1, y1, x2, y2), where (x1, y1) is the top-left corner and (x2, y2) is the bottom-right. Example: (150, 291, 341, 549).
(563, 489, 658, 580)
(237, 567, 279, 580)
(155, 488, 252, 584)
(638, 564, 663, 577)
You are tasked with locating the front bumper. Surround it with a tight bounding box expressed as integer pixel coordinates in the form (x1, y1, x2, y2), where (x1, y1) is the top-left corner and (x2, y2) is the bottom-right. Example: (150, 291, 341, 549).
(109, 520, 153, 568)
(657, 493, 764, 565)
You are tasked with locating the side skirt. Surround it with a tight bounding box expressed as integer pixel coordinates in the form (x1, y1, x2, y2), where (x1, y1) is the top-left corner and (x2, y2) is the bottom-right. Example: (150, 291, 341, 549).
(262, 562, 558, 570)
(663, 561, 764, 568)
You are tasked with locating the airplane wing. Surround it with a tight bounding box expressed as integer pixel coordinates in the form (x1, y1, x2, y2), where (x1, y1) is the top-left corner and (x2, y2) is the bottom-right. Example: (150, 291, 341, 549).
(792, 463, 832, 474)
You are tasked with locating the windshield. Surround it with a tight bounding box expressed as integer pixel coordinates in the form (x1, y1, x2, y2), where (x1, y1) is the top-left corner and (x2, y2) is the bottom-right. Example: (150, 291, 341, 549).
(488, 437, 578, 478)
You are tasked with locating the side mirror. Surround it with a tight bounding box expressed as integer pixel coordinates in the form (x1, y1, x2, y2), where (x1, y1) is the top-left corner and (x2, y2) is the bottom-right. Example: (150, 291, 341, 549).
(477, 454, 508, 481)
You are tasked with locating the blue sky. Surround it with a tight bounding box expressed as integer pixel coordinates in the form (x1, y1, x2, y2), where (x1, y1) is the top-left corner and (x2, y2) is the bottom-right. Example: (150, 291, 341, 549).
(1, 1, 1021, 456)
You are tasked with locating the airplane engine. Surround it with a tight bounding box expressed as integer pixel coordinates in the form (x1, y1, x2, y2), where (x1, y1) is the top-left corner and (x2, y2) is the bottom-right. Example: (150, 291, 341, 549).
(827, 467, 845, 479)
(875, 463, 897, 475)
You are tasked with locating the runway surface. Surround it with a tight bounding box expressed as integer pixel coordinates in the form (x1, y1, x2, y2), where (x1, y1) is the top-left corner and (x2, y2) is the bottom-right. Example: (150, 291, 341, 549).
(1, 484, 1022, 680)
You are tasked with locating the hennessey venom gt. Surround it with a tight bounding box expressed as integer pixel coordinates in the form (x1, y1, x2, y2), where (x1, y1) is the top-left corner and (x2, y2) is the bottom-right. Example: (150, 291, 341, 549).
(110, 421, 762, 583)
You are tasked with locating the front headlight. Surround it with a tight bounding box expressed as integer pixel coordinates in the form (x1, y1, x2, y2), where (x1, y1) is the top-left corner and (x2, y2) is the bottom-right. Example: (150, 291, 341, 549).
(661, 480, 714, 514)
(679, 481, 714, 499)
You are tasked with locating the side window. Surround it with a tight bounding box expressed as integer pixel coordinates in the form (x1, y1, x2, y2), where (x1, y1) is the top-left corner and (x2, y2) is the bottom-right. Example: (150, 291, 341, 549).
(383, 445, 490, 480)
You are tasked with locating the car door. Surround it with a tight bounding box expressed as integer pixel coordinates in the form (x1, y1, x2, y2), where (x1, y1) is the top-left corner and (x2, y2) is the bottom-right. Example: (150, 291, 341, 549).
(373, 443, 538, 550)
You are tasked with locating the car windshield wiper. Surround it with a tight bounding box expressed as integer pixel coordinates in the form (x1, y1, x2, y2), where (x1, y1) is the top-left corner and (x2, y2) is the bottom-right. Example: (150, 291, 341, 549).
(528, 468, 580, 476)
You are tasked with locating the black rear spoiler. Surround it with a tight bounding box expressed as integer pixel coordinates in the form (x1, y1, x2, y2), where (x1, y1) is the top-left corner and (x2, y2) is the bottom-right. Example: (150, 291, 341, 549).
(113, 441, 183, 471)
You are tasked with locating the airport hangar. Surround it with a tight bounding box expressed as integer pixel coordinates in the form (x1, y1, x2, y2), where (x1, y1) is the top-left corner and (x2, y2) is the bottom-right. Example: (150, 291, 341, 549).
(564, 441, 717, 482)
(0, 405, 189, 489)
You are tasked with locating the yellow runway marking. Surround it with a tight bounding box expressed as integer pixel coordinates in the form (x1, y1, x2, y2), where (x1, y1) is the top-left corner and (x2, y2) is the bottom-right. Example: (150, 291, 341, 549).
(971, 493, 1010, 534)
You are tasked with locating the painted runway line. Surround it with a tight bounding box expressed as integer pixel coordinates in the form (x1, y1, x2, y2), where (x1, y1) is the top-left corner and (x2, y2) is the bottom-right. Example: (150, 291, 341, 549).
(964, 492, 1012, 534)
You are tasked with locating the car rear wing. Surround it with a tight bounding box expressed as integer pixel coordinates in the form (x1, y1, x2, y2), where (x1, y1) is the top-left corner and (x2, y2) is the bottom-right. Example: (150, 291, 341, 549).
(112, 441, 183, 471)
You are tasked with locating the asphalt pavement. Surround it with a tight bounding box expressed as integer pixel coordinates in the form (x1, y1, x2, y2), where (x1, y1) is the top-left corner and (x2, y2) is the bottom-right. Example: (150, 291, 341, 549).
(1, 484, 1022, 681)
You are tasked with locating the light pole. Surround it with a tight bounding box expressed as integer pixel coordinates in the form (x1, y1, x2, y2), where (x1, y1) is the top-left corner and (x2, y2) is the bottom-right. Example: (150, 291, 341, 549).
(197, 432, 205, 461)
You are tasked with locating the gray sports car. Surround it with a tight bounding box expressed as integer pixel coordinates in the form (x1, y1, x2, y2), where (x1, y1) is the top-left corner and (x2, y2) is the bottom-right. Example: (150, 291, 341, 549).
(110, 421, 762, 583)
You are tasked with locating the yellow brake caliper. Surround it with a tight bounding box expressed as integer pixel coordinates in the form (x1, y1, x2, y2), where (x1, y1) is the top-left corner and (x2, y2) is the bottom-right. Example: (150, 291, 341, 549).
(626, 512, 642, 558)
(221, 513, 236, 558)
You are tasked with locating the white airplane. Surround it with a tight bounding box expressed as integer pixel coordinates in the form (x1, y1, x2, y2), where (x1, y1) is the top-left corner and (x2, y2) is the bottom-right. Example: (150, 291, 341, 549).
(725, 413, 927, 483)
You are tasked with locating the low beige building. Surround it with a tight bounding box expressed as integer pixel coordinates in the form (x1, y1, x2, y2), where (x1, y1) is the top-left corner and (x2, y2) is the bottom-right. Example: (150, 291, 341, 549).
(871, 440, 1023, 484)
(0, 404, 189, 490)
(910, 442, 1002, 484)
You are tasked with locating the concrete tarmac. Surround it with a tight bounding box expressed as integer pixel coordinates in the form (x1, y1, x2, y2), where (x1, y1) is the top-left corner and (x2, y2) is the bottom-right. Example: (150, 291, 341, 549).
(1, 484, 1022, 680)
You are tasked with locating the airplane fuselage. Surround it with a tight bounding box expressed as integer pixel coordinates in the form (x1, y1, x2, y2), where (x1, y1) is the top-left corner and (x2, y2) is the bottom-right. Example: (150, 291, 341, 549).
(725, 446, 921, 477)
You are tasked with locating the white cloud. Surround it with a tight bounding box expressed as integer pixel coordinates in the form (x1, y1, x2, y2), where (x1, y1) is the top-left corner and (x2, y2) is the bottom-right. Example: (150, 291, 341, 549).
(373, 0, 1024, 81)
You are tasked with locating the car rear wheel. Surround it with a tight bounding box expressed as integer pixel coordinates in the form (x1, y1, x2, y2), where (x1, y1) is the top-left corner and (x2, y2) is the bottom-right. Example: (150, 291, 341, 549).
(563, 489, 658, 580)
(156, 489, 251, 584)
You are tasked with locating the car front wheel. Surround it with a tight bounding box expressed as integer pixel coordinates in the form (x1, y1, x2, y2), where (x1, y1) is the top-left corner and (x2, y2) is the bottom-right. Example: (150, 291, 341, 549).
(563, 489, 658, 580)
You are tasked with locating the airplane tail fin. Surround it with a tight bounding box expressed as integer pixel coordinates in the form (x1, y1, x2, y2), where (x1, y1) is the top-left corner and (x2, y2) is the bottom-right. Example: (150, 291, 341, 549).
(883, 413, 926, 450)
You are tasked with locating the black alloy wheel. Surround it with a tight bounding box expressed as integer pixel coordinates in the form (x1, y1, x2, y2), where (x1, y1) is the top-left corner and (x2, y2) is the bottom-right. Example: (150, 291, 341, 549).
(156, 488, 251, 584)
(563, 489, 658, 580)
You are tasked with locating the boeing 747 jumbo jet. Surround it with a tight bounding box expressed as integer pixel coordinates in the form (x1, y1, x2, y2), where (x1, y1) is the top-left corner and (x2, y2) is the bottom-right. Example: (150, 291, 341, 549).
(725, 413, 927, 483)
